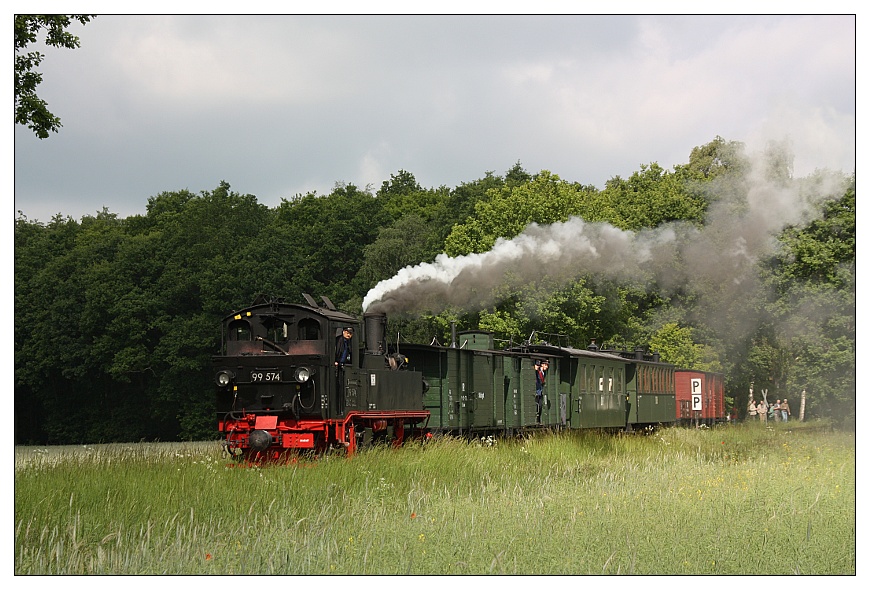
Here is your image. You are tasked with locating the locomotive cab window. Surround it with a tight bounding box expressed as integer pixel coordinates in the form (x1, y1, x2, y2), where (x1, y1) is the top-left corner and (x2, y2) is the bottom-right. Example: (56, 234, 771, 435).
(265, 319, 290, 344)
(298, 318, 321, 340)
(281, 317, 325, 355)
(227, 319, 252, 341)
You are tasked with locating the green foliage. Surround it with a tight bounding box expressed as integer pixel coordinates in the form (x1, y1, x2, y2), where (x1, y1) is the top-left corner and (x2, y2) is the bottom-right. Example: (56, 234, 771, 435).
(768, 180, 855, 290)
(375, 170, 427, 222)
(363, 168, 514, 339)
(483, 278, 610, 348)
(648, 322, 721, 371)
(444, 170, 598, 256)
(750, 180, 856, 425)
(675, 135, 748, 182)
(427, 171, 507, 255)
(478, 308, 526, 342)
(230, 182, 383, 311)
(356, 214, 434, 291)
(601, 162, 708, 230)
(14, 15, 94, 138)
(650, 322, 701, 368)
(673, 136, 752, 225)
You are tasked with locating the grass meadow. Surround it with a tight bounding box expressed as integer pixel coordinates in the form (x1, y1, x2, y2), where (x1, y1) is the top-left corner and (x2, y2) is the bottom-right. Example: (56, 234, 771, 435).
(14, 421, 855, 575)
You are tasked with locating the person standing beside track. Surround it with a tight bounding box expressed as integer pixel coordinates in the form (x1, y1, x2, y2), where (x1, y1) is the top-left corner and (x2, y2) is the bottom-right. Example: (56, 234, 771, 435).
(780, 398, 791, 423)
(772, 399, 782, 422)
(757, 398, 768, 424)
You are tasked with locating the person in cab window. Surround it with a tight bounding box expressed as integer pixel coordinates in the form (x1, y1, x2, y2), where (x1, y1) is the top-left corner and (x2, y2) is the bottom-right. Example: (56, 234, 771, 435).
(334, 327, 354, 415)
(335, 327, 354, 367)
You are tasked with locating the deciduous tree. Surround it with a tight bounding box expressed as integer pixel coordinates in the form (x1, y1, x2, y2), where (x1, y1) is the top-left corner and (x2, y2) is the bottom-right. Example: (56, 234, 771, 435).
(14, 14, 94, 138)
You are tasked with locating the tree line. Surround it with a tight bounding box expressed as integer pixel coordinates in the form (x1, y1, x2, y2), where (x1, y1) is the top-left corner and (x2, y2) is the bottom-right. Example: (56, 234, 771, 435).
(14, 137, 856, 444)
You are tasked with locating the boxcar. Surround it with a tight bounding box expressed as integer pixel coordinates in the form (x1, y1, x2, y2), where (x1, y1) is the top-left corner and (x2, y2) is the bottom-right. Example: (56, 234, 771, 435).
(675, 369, 726, 426)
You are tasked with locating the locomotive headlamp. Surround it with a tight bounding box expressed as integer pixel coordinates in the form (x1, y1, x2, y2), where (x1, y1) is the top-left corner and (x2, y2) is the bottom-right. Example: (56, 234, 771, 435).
(215, 370, 235, 387)
(294, 367, 311, 383)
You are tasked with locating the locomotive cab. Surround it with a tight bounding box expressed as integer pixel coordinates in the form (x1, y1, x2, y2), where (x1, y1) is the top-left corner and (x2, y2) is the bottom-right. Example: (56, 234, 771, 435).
(215, 303, 349, 421)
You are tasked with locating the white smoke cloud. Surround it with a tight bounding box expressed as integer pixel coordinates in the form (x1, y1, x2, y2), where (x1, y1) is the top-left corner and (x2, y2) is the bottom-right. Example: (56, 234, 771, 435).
(362, 155, 849, 321)
(362, 219, 654, 314)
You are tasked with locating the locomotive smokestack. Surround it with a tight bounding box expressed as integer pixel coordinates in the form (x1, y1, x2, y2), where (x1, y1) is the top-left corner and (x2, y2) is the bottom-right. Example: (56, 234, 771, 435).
(364, 312, 387, 355)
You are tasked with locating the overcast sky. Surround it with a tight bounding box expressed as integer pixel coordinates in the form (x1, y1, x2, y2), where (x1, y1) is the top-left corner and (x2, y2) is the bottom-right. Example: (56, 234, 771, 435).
(13, 13, 856, 223)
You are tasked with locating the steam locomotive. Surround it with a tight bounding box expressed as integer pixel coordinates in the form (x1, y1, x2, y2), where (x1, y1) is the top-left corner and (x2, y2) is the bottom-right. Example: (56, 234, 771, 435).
(214, 295, 725, 460)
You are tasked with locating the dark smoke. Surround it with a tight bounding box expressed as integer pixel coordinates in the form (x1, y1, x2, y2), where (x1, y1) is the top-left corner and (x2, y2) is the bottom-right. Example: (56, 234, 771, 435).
(362, 159, 848, 329)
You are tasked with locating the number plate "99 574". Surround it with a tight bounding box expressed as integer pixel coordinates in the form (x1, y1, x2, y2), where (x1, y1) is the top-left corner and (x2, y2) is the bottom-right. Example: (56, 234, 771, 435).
(250, 371, 282, 382)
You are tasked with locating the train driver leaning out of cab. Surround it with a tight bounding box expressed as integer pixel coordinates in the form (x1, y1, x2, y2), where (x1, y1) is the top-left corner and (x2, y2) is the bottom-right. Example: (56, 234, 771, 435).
(335, 326, 354, 367)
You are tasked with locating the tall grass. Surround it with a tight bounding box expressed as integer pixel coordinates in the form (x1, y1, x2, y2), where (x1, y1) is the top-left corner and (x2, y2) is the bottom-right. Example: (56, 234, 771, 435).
(15, 423, 854, 575)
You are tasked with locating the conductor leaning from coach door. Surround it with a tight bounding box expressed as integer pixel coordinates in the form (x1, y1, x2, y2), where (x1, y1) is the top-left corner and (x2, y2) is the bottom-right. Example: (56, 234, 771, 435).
(535, 359, 548, 424)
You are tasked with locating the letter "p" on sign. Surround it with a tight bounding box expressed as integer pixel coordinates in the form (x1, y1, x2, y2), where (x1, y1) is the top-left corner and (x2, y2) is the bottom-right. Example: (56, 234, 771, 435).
(691, 378, 703, 411)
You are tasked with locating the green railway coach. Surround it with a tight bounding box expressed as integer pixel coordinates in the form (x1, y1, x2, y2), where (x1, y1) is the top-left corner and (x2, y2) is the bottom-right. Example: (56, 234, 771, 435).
(521, 344, 628, 430)
(624, 351, 676, 429)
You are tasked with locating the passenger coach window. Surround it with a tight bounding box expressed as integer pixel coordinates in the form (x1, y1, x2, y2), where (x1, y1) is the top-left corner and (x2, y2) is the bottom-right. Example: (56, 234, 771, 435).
(298, 318, 321, 340)
(228, 319, 251, 341)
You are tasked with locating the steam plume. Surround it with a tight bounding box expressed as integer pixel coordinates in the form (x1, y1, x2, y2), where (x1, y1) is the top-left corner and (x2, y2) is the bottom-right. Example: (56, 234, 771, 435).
(362, 159, 847, 322)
